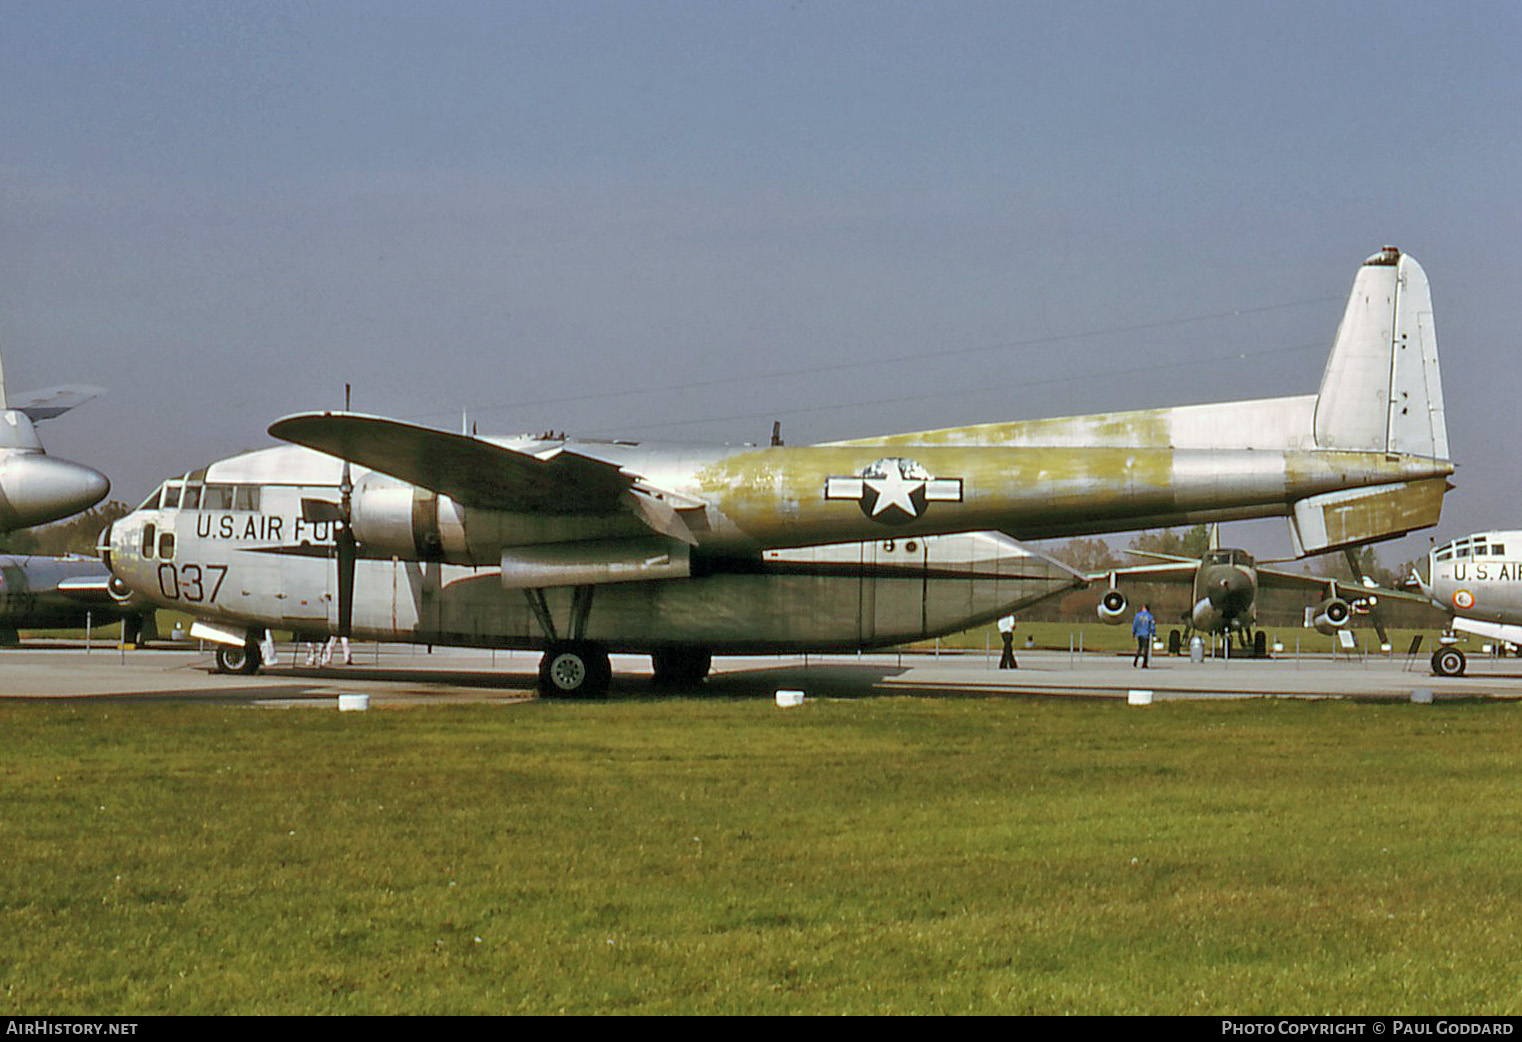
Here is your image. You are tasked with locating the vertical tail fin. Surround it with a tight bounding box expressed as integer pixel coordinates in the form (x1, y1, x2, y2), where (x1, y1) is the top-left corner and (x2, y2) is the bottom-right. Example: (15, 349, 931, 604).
(1313, 247, 1449, 459)
(1290, 248, 1452, 556)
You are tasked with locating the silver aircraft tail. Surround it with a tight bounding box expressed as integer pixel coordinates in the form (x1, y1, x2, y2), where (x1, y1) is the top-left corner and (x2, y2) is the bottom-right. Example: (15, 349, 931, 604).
(1312, 246, 1448, 459)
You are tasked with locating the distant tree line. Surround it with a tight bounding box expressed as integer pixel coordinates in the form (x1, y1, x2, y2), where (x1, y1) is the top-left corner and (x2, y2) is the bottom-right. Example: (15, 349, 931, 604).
(0, 502, 130, 557)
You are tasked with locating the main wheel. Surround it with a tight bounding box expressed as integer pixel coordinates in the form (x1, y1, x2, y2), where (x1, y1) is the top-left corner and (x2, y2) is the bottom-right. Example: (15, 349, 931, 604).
(215, 641, 262, 676)
(651, 647, 712, 686)
(539, 641, 612, 697)
(1431, 646, 1467, 677)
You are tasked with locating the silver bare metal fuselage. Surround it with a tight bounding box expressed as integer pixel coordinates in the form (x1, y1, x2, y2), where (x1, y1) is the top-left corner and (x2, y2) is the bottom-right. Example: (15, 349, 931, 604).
(104, 432, 1445, 653)
(105, 444, 1097, 653)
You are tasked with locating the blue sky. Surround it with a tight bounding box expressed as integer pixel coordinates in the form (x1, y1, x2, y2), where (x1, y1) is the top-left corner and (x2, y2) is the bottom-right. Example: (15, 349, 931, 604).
(1, 1, 1517, 563)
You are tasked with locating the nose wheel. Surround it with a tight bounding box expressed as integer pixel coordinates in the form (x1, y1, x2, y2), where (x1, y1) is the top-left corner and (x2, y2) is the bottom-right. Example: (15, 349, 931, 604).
(538, 641, 612, 697)
(214, 641, 262, 675)
(1431, 646, 1467, 677)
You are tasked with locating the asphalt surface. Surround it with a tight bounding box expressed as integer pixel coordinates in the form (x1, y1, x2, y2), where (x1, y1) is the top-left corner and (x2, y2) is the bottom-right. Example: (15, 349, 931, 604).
(0, 641, 1517, 707)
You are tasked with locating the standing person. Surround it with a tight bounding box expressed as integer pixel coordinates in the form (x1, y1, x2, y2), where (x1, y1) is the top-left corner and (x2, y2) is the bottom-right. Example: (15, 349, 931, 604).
(997, 614, 1018, 669)
(1132, 604, 1156, 668)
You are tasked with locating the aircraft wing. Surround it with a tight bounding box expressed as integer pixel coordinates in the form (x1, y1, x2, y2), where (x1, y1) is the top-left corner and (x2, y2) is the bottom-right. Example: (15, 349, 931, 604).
(1122, 549, 1202, 564)
(269, 412, 634, 513)
(55, 573, 115, 604)
(1086, 561, 1201, 583)
(1252, 567, 1432, 607)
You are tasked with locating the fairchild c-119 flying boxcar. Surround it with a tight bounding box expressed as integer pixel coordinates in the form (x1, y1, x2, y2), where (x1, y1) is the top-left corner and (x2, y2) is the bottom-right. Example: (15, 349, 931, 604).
(101, 247, 1453, 694)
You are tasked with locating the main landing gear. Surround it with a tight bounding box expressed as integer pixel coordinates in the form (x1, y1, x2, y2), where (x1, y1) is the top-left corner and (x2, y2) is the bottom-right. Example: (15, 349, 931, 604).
(528, 586, 614, 698)
(538, 640, 613, 698)
(651, 646, 712, 686)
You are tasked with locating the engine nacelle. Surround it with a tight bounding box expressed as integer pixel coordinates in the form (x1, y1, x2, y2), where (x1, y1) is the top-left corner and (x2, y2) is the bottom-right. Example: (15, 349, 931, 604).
(344, 474, 650, 566)
(1313, 597, 1352, 636)
(1097, 588, 1128, 624)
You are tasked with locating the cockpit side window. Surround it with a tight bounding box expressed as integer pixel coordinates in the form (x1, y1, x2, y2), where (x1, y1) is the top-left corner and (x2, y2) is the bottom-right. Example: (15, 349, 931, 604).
(181, 485, 202, 510)
(234, 486, 260, 512)
(163, 482, 183, 510)
(203, 485, 234, 511)
(158, 532, 175, 560)
(139, 487, 162, 511)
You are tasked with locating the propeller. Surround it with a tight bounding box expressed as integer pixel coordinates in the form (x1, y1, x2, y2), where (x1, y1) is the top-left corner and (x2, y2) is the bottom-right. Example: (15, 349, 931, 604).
(1342, 546, 1390, 648)
(300, 384, 357, 640)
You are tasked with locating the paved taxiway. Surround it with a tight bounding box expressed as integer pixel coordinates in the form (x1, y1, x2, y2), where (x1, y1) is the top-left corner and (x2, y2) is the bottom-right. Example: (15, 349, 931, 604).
(1, 641, 1520, 706)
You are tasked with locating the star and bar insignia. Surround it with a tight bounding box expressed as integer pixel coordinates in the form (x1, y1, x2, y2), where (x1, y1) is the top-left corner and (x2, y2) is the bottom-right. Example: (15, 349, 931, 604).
(824, 457, 963, 526)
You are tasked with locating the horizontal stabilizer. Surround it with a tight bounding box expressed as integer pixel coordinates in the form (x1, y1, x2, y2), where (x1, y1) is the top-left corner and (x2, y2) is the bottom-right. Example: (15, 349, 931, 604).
(1288, 476, 1447, 556)
(8, 385, 105, 422)
(271, 412, 633, 513)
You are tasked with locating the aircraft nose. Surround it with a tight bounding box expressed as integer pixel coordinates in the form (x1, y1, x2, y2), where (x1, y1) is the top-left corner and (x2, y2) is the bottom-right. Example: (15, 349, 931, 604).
(0, 454, 110, 529)
(1208, 571, 1253, 613)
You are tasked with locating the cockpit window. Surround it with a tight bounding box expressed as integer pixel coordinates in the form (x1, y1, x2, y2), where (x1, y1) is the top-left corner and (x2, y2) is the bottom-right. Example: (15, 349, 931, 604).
(202, 485, 234, 511)
(139, 487, 162, 511)
(181, 485, 201, 510)
(158, 532, 175, 560)
(234, 486, 260, 512)
(141, 523, 156, 558)
(1494, 545, 1506, 556)
(163, 482, 183, 510)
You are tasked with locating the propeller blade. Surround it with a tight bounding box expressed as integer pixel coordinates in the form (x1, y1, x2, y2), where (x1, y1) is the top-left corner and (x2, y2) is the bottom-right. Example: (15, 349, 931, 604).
(336, 524, 356, 639)
(335, 459, 355, 639)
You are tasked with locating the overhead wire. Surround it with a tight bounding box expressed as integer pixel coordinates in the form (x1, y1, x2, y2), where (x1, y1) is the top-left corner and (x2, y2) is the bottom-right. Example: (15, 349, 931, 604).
(400, 294, 1339, 429)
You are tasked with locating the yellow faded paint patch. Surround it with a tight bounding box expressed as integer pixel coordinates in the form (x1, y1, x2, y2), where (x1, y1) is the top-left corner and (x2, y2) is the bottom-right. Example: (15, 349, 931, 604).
(821, 406, 1176, 450)
(693, 445, 1177, 545)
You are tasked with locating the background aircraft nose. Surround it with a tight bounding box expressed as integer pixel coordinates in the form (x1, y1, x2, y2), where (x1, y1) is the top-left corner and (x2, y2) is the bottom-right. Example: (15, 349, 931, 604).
(1207, 570, 1253, 614)
(0, 454, 110, 529)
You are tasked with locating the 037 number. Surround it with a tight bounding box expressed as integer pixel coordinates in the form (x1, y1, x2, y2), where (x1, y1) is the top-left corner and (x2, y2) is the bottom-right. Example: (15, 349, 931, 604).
(156, 563, 228, 603)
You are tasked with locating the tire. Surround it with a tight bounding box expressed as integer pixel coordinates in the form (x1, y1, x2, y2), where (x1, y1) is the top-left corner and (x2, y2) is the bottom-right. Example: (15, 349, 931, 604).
(215, 642, 262, 676)
(1432, 646, 1466, 677)
(539, 641, 612, 697)
(651, 647, 712, 686)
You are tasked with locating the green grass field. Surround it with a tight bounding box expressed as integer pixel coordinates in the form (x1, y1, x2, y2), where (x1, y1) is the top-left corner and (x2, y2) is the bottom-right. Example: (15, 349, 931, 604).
(3, 695, 1520, 1015)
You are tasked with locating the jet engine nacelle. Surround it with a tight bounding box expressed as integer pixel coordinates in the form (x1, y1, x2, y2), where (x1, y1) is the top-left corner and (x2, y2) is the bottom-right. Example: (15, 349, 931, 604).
(1313, 597, 1352, 636)
(1097, 588, 1128, 624)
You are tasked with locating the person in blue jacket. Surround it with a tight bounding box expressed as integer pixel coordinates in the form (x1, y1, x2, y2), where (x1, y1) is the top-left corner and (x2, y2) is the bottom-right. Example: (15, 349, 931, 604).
(1132, 604, 1156, 668)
